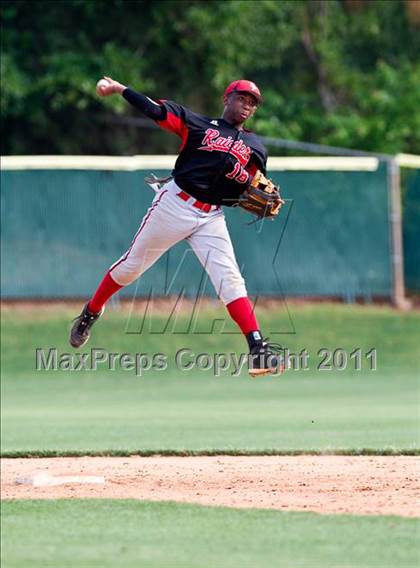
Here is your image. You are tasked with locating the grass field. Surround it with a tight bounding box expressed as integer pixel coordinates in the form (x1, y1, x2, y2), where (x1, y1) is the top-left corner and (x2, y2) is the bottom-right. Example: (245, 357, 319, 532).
(1, 369, 418, 454)
(2, 500, 419, 568)
(1, 303, 419, 568)
(1, 303, 419, 454)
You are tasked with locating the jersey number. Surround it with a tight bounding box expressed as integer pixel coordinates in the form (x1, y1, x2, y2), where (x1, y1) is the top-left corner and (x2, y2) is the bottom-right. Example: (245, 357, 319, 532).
(225, 162, 249, 184)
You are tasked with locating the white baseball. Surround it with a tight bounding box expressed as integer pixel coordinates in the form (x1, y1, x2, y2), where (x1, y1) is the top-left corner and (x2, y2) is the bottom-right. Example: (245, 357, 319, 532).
(96, 79, 110, 95)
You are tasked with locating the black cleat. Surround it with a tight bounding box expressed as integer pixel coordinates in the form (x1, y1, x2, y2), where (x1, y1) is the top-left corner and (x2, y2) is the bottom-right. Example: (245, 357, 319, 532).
(69, 304, 104, 348)
(248, 340, 285, 377)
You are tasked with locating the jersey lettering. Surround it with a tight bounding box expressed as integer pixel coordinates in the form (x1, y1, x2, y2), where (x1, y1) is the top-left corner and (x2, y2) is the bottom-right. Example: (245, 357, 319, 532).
(198, 128, 251, 166)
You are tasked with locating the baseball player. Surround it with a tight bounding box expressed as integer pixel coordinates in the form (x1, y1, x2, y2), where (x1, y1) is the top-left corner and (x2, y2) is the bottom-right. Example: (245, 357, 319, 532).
(70, 76, 284, 376)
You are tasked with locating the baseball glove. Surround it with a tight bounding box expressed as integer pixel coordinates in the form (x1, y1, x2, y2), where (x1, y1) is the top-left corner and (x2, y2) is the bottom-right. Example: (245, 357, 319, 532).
(238, 170, 284, 219)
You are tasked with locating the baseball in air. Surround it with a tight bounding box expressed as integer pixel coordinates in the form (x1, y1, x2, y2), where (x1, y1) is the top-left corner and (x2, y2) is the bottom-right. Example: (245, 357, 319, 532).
(96, 79, 110, 95)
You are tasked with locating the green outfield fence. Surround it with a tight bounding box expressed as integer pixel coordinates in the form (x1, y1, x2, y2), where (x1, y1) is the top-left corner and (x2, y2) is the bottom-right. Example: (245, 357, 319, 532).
(1, 155, 419, 303)
(403, 166, 420, 292)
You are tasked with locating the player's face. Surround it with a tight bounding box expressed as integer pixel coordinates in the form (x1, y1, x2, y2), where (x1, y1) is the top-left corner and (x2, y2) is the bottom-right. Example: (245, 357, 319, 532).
(224, 92, 258, 125)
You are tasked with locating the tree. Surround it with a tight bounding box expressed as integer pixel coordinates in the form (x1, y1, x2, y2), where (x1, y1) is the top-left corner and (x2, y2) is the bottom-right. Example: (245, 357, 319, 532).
(1, 0, 419, 155)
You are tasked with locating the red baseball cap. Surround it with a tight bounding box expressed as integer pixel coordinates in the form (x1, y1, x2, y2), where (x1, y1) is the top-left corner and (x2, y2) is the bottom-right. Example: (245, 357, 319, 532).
(224, 80, 262, 104)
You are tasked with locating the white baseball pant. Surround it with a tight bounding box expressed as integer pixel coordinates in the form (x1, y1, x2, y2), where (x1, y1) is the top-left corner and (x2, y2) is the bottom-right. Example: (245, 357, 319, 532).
(109, 180, 247, 304)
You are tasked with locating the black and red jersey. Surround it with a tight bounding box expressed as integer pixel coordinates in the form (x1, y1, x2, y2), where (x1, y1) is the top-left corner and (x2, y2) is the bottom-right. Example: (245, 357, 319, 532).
(156, 101, 268, 206)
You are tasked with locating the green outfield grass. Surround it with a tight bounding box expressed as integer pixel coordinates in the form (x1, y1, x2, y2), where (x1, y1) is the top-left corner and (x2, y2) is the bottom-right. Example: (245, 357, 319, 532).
(2, 500, 419, 568)
(1, 370, 418, 454)
(1, 303, 419, 454)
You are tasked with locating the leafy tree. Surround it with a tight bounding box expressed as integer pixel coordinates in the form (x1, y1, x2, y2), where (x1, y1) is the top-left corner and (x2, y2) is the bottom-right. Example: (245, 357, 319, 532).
(1, 0, 419, 155)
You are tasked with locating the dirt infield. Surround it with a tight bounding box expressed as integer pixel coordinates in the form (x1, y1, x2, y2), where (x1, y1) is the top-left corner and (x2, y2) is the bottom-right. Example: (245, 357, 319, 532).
(2, 456, 418, 517)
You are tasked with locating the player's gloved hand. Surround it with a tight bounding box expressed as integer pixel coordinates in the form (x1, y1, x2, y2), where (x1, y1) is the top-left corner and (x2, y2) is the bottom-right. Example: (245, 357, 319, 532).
(96, 76, 126, 96)
(238, 170, 285, 219)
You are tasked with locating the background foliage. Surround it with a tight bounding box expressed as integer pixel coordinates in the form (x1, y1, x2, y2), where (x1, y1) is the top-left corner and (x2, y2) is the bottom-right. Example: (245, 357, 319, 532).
(1, 0, 420, 155)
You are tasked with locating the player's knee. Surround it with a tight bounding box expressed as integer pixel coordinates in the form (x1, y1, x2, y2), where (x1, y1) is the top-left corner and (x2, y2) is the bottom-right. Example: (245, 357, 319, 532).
(110, 264, 142, 286)
(219, 275, 247, 305)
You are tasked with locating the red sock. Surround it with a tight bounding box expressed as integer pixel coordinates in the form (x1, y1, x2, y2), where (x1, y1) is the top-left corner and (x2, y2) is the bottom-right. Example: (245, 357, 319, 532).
(226, 296, 259, 335)
(87, 271, 123, 313)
